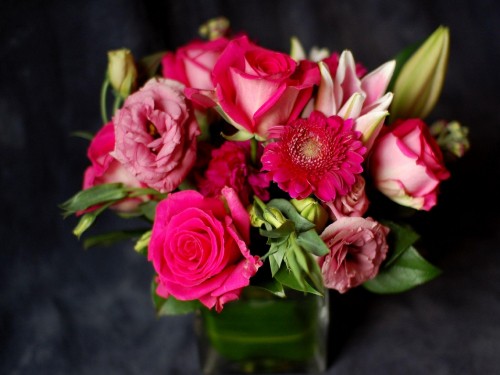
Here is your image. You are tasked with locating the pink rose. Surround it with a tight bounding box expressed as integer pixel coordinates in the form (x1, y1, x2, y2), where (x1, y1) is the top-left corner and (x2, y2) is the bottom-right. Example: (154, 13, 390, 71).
(83, 122, 144, 212)
(319, 217, 389, 293)
(198, 140, 270, 207)
(190, 35, 318, 139)
(324, 176, 370, 220)
(112, 78, 200, 193)
(149, 188, 262, 312)
(369, 118, 450, 210)
(161, 37, 229, 90)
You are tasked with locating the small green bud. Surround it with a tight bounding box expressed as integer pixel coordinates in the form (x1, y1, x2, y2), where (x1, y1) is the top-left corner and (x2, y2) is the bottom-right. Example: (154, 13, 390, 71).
(107, 49, 137, 98)
(248, 204, 265, 228)
(198, 16, 230, 40)
(134, 230, 152, 255)
(430, 120, 470, 159)
(291, 198, 328, 232)
(263, 207, 287, 229)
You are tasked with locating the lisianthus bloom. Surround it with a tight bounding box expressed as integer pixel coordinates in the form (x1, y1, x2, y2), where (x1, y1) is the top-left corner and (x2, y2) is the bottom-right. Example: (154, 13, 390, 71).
(198, 141, 270, 207)
(369, 118, 450, 211)
(162, 37, 229, 90)
(261, 111, 366, 201)
(112, 78, 200, 193)
(187, 35, 318, 140)
(148, 188, 262, 312)
(324, 175, 369, 220)
(319, 217, 389, 293)
(83, 122, 144, 212)
(311, 50, 395, 151)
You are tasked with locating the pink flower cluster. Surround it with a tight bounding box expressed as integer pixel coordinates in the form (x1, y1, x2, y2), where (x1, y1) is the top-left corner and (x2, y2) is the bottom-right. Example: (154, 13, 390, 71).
(79, 27, 453, 308)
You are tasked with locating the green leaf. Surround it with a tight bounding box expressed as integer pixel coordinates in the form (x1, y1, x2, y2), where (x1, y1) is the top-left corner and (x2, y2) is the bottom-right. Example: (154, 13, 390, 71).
(267, 199, 315, 233)
(82, 229, 148, 249)
(275, 266, 323, 296)
(60, 183, 127, 216)
(259, 220, 295, 238)
(151, 280, 201, 316)
(139, 201, 158, 221)
(70, 130, 94, 141)
(382, 221, 420, 267)
(363, 246, 442, 294)
(252, 280, 286, 298)
(139, 51, 166, 78)
(296, 229, 329, 256)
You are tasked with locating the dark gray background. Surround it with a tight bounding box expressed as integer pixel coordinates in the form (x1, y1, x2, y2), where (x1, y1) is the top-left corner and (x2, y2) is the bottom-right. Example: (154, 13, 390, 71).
(1, 0, 499, 374)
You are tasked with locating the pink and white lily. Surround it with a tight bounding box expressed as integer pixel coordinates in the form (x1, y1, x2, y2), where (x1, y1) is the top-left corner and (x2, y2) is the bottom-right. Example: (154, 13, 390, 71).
(311, 50, 395, 151)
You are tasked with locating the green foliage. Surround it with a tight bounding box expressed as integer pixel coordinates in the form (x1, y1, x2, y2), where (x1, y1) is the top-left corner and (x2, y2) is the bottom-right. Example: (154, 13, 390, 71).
(151, 280, 201, 316)
(364, 221, 441, 294)
(251, 197, 326, 296)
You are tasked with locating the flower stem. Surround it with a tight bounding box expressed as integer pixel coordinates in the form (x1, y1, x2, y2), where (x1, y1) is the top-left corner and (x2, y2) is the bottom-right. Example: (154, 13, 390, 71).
(112, 95, 123, 116)
(100, 76, 110, 124)
(250, 137, 258, 166)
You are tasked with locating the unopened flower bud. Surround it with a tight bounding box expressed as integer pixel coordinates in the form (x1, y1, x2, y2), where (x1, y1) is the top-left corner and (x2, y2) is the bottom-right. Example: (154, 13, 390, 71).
(107, 49, 137, 98)
(430, 120, 470, 158)
(198, 16, 230, 40)
(291, 198, 328, 232)
(248, 204, 265, 228)
(263, 207, 287, 229)
(391, 26, 450, 120)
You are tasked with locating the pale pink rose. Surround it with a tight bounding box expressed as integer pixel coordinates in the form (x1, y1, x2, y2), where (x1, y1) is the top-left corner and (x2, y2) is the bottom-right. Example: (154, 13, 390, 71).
(188, 35, 318, 140)
(83, 122, 144, 212)
(369, 118, 450, 211)
(198, 140, 270, 207)
(319, 217, 389, 293)
(162, 37, 229, 90)
(149, 188, 262, 312)
(325, 175, 370, 220)
(112, 78, 200, 193)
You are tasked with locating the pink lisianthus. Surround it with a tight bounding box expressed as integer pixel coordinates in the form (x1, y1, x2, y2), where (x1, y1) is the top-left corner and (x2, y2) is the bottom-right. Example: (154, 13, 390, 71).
(162, 37, 229, 90)
(319, 217, 389, 293)
(261, 111, 366, 201)
(188, 35, 318, 140)
(112, 78, 200, 193)
(369, 118, 450, 211)
(324, 175, 370, 220)
(198, 141, 270, 207)
(83, 122, 144, 212)
(148, 188, 262, 312)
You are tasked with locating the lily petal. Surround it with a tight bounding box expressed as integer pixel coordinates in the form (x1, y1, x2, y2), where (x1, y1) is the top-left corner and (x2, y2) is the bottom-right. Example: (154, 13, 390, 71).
(361, 60, 395, 107)
(355, 110, 389, 152)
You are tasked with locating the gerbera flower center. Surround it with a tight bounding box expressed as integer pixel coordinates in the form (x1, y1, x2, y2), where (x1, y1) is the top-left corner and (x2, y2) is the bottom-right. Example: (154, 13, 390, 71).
(301, 137, 321, 159)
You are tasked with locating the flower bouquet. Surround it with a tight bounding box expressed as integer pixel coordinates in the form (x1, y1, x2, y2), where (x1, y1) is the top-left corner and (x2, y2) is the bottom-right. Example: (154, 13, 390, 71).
(61, 17, 469, 374)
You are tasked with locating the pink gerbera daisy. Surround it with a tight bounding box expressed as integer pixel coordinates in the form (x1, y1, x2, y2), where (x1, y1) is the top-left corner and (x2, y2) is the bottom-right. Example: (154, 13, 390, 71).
(261, 111, 366, 201)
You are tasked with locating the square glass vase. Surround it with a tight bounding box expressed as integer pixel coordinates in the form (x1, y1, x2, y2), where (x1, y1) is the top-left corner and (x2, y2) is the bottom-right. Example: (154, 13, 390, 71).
(196, 287, 329, 374)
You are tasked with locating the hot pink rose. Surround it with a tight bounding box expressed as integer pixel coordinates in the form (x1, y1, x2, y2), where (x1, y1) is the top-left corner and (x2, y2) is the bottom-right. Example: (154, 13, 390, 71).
(83, 122, 144, 212)
(369, 118, 450, 211)
(162, 37, 229, 90)
(112, 78, 200, 193)
(325, 175, 370, 220)
(319, 217, 389, 293)
(198, 140, 270, 207)
(189, 35, 318, 139)
(149, 188, 262, 312)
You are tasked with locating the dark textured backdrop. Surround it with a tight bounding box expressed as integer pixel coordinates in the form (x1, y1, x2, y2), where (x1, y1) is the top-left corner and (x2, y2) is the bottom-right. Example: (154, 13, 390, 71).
(1, 0, 499, 374)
